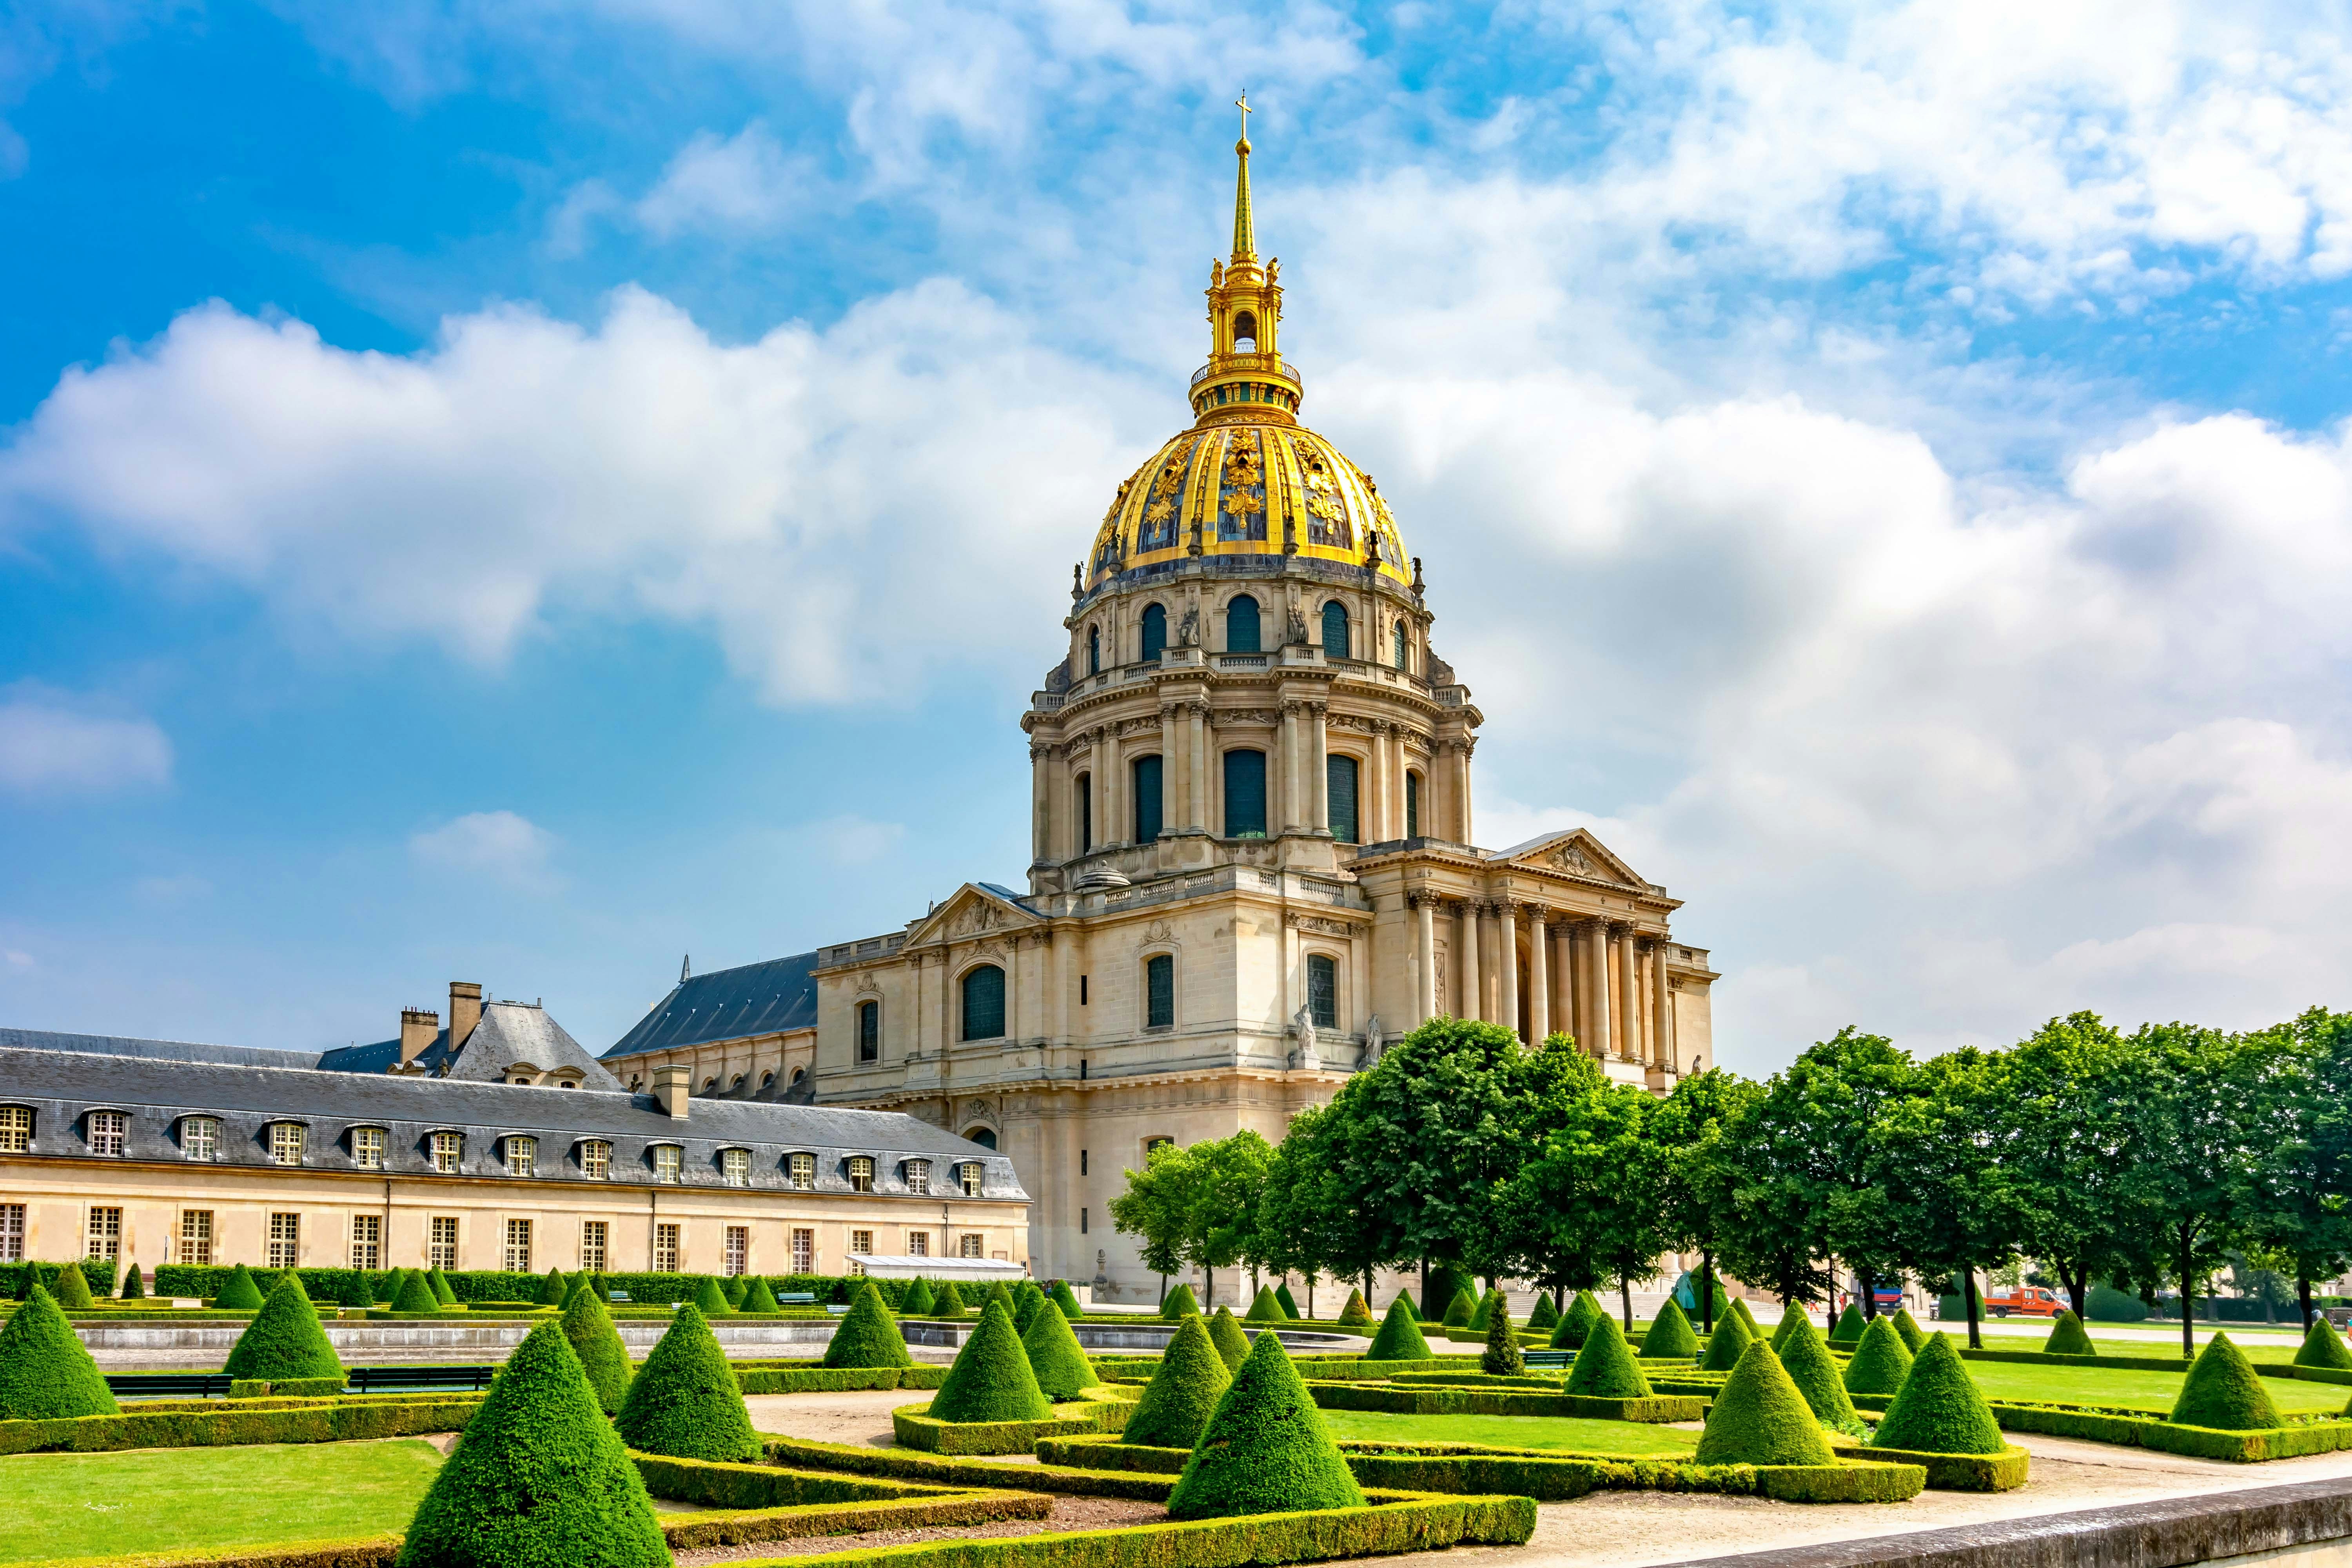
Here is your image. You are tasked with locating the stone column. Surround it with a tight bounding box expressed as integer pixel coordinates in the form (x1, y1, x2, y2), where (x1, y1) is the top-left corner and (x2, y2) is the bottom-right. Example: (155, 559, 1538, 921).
(1311, 701, 1330, 832)
(1030, 742, 1049, 863)
(1528, 908, 1550, 1043)
(1415, 895, 1437, 1024)
(1499, 902, 1521, 1041)
(1654, 939, 1677, 1071)
(1281, 702, 1301, 832)
(1101, 726, 1122, 847)
(1367, 722, 1389, 842)
(1159, 703, 1179, 840)
(1587, 922, 1613, 1056)
(1457, 901, 1481, 1021)
(1618, 927, 1640, 1062)
(1455, 739, 1475, 841)
(1188, 702, 1209, 832)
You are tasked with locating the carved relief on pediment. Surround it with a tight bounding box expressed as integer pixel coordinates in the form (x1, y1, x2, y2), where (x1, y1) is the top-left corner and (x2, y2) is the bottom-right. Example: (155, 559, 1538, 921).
(1547, 845, 1599, 875)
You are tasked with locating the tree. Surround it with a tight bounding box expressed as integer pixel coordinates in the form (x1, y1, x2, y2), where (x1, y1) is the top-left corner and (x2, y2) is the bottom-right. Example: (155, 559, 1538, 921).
(2243, 1008, 2352, 1327)
(2002, 1014, 2149, 1320)
(1646, 1068, 1760, 1336)
(1108, 1130, 1271, 1310)
(1109, 1140, 1198, 1309)
(1873, 1046, 2020, 1349)
(2118, 1023, 2268, 1358)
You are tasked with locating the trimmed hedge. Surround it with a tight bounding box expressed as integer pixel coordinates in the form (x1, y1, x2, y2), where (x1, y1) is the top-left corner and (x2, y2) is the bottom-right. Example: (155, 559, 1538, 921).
(561, 1286, 634, 1414)
(2172, 1332, 2282, 1431)
(1305, 1381, 1705, 1424)
(1481, 1296, 1525, 1377)
(1775, 1315, 1857, 1426)
(1337, 1289, 1374, 1329)
(1365, 1299, 1434, 1362)
(1013, 1281, 1049, 1335)
(214, 1265, 267, 1311)
(1440, 1287, 1477, 1328)
(1527, 1294, 1559, 1332)
(1565, 1313, 1651, 1399)
(1890, 1307, 1926, 1354)
(389, 1271, 441, 1314)
(1206, 1307, 1250, 1373)
(1121, 1314, 1228, 1450)
(614, 1302, 761, 1462)
(0, 1287, 120, 1419)
(1697, 1342, 1834, 1466)
(1842, 1317, 1914, 1396)
(826, 1281, 916, 1370)
(1021, 1294, 1102, 1401)
(1158, 1284, 1199, 1320)
(0, 1396, 482, 1455)
(228, 1377, 345, 1399)
(1167, 1330, 1363, 1520)
(1550, 1290, 1602, 1350)
(1860, 1444, 2029, 1492)
(932, 1299, 1053, 1424)
(1387, 1289, 1420, 1322)
(224, 1276, 344, 1383)
(1959, 1401, 2352, 1463)
(761, 1435, 1177, 1502)
(1243, 1286, 1285, 1323)
(1639, 1299, 1698, 1359)
(892, 1396, 1131, 1455)
(1274, 1283, 1301, 1320)
(1699, 1308, 1754, 1373)
(2299, 1317, 2352, 1371)
(692, 1274, 735, 1318)
(2044, 1308, 2095, 1356)
(735, 1365, 950, 1394)
(1051, 1280, 1085, 1321)
(1873, 1333, 2005, 1454)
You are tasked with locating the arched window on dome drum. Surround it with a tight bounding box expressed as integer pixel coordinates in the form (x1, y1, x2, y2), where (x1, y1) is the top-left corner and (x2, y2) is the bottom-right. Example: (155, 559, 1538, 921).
(857, 1001, 879, 1063)
(1140, 603, 1167, 663)
(1234, 311, 1258, 350)
(1088, 626, 1101, 675)
(1308, 954, 1339, 1030)
(1227, 595, 1261, 653)
(1076, 774, 1093, 854)
(961, 965, 1006, 1042)
(1145, 954, 1174, 1029)
(1394, 620, 1409, 671)
(1406, 771, 1422, 839)
(1132, 755, 1162, 844)
(1322, 600, 1348, 659)
(1327, 755, 1359, 845)
(1223, 749, 1267, 837)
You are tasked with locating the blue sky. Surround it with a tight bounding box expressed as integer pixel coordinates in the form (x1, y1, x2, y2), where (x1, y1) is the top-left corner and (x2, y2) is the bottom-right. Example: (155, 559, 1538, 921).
(4, 0, 2351, 1071)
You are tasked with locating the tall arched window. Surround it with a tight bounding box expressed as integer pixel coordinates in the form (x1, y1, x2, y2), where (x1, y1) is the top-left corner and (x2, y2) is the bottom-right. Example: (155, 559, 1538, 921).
(1393, 620, 1409, 670)
(857, 1001, 879, 1063)
(1307, 954, 1339, 1029)
(1227, 595, 1261, 653)
(1322, 601, 1349, 659)
(1088, 626, 1101, 675)
(1145, 954, 1174, 1028)
(1327, 755, 1359, 844)
(961, 966, 1006, 1041)
(1140, 603, 1167, 663)
(1405, 771, 1422, 838)
(1223, 749, 1267, 837)
(1132, 755, 1162, 844)
(1076, 773, 1093, 853)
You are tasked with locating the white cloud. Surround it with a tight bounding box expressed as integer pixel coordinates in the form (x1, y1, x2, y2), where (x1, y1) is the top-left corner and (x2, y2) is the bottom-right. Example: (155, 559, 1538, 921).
(634, 123, 813, 239)
(0, 687, 173, 797)
(409, 810, 561, 891)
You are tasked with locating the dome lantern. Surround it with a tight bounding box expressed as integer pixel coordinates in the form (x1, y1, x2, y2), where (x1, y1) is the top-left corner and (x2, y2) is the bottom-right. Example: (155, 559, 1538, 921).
(1193, 96, 1300, 427)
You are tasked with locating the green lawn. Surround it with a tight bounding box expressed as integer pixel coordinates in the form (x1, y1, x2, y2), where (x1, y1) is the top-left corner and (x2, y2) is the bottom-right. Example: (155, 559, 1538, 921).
(1318, 1409, 1700, 1456)
(1961, 1361, 2349, 1415)
(0, 1441, 445, 1564)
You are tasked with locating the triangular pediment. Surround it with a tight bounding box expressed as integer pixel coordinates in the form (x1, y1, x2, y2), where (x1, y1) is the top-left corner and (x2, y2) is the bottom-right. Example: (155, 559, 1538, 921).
(1492, 828, 1647, 889)
(906, 882, 1043, 947)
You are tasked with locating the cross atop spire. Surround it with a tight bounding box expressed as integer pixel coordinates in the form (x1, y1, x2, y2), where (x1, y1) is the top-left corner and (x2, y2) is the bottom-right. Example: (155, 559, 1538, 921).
(1231, 93, 1256, 260)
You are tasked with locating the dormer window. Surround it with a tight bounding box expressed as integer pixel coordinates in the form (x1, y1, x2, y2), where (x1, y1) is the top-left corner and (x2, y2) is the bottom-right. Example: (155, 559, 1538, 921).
(653, 1145, 682, 1184)
(504, 1136, 537, 1178)
(430, 1131, 461, 1173)
(268, 1122, 305, 1167)
(904, 1158, 931, 1196)
(721, 1149, 750, 1188)
(352, 1127, 386, 1170)
(959, 1161, 983, 1197)
(848, 1156, 874, 1193)
(180, 1116, 218, 1162)
(0, 1106, 30, 1153)
(87, 1110, 127, 1157)
(581, 1140, 611, 1180)
(788, 1153, 815, 1191)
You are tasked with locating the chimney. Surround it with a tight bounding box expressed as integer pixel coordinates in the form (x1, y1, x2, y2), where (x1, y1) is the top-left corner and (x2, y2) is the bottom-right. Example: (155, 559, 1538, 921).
(448, 982, 484, 1051)
(652, 1063, 691, 1121)
(398, 1009, 439, 1067)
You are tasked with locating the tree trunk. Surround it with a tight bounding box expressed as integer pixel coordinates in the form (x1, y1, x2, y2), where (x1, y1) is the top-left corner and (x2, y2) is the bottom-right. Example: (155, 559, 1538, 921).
(1157, 1271, 1168, 1309)
(2060, 1261, 2087, 1321)
(1700, 1249, 1716, 1335)
(1964, 1270, 1982, 1350)
(2300, 1272, 2315, 1330)
(1420, 1259, 1430, 1315)
(1307, 1273, 1317, 1319)
(1858, 1263, 1877, 1320)
(1205, 1268, 1214, 1312)
(2180, 1228, 2195, 1361)
(1621, 1278, 1634, 1330)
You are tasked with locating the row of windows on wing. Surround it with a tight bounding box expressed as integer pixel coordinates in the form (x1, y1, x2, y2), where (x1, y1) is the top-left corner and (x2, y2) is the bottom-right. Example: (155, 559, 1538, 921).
(1085, 597, 1411, 673)
(1072, 751, 1422, 849)
(0, 1106, 984, 1194)
(853, 949, 1342, 1050)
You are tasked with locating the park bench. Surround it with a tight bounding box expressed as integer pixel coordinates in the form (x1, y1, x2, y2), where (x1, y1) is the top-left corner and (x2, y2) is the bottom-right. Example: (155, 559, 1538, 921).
(345, 1364, 497, 1394)
(778, 1292, 816, 1305)
(104, 1372, 232, 1399)
(1520, 1350, 1572, 1369)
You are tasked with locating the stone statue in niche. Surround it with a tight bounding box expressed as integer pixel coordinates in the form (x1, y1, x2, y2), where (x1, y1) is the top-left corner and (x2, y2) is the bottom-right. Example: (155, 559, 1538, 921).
(1358, 1015, 1384, 1069)
(1178, 605, 1200, 646)
(1290, 1003, 1320, 1071)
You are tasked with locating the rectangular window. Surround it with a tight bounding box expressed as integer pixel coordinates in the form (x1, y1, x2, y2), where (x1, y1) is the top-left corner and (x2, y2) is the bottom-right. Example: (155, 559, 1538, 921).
(267, 1211, 300, 1269)
(1145, 954, 1174, 1029)
(722, 1149, 750, 1188)
(86, 1206, 122, 1263)
(503, 1217, 532, 1273)
(960, 966, 1005, 1041)
(431, 1131, 461, 1174)
(429, 1216, 459, 1270)
(907, 1231, 928, 1258)
(960, 1233, 983, 1259)
(848, 1156, 874, 1193)
(178, 1210, 213, 1266)
(654, 1223, 680, 1273)
(857, 1001, 880, 1064)
(1077, 778, 1093, 854)
(581, 1220, 608, 1272)
(350, 1213, 381, 1270)
(1406, 772, 1421, 839)
(88, 1110, 127, 1157)
(1308, 953, 1339, 1030)
(0, 1106, 30, 1153)
(181, 1117, 217, 1161)
(0, 1203, 23, 1261)
(269, 1123, 305, 1167)
(1327, 754, 1359, 845)
(1081, 1207, 1089, 1234)
(791, 1228, 814, 1272)
(1222, 748, 1267, 837)
(960, 1161, 982, 1196)
(352, 1127, 385, 1170)
(505, 1136, 536, 1178)
(581, 1140, 610, 1180)
(653, 1145, 682, 1184)
(1080, 1150, 1088, 1177)
(724, 1225, 748, 1277)
(905, 1159, 930, 1196)
(1132, 754, 1162, 843)
(788, 1153, 815, 1191)
(850, 1229, 873, 1255)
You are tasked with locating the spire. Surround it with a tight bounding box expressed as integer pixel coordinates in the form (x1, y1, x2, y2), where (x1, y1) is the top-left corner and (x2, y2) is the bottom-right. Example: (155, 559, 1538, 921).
(1230, 94, 1256, 260)
(680, 954, 691, 983)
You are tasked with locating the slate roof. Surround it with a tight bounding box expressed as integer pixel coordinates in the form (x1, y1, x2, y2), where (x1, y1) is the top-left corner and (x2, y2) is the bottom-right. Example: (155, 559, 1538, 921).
(0, 1027, 325, 1070)
(604, 952, 820, 1059)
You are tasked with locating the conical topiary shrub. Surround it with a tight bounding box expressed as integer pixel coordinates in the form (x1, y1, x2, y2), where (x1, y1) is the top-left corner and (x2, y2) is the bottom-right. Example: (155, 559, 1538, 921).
(1699, 1303, 1755, 1372)
(1566, 1312, 1652, 1397)
(1828, 1303, 1865, 1345)
(1769, 1304, 1805, 1352)
(1123, 1313, 1230, 1448)
(1551, 1290, 1602, 1349)
(1337, 1289, 1373, 1328)
(1366, 1297, 1434, 1361)
(535, 1268, 569, 1307)
(392, 1269, 443, 1313)
(740, 1276, 781, 1314)
(1160, 1283, 1199, 1320)
(824, 1281, 915, 1369)
(2296, 1316, 2352, 1371)
(1441, 1287, 1477, 1328)
(561, 1285, 633, 1414)
(1528, 1294, 1560, 1330)
(1208, 1306, 1252, 1372)
(2044, 1308, 2094, 1356)
(429, 1269, 457, 1307)
(1730, 1296, 1761, 1335)
(1482, 1295, 1525, 1376)
(1873, 1332, 2006, 1453)
(1166, 1329, 1364, 1520)
(1695, 1341, 1836, 1466)
(1891, 1305, 1925, 1352)
(0, 1286, 119, 1419)
(614, 1302, 760, 1461)
(1390, 1289, 1421, 1321)
(981, 1281, 1015, 1319)
(929, 1299, 1052, 1423)
(722, 1276, 748, 1310)
(1244, 1285, 1285, 1323)
(1020, 1290, 1100, 1399)
(2170, 1332, 2283, 1432)
(1469, 1288, 1497, 1329)
(52, 1262, 94, 1310)
(1640, 1298, 1699, 1358)
(1425, 1266, 1473, 1324)
(1013, 1281, 1050, 1335)
(224, 1274, 344, 1382)
(214, 1263, 266, 1310)
(1274, 1283, 1300, 1320)
(120, 1258, 146, 1300)
(691, 1275, 733, 1318)
(396, 1319, 668, 1568)
(934, 1280, 965, 1316)
(1050, 1279, 1084, 1321)
(1843, 1315, 1915, 1396)
(1775, 1314, 1857, 1425)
